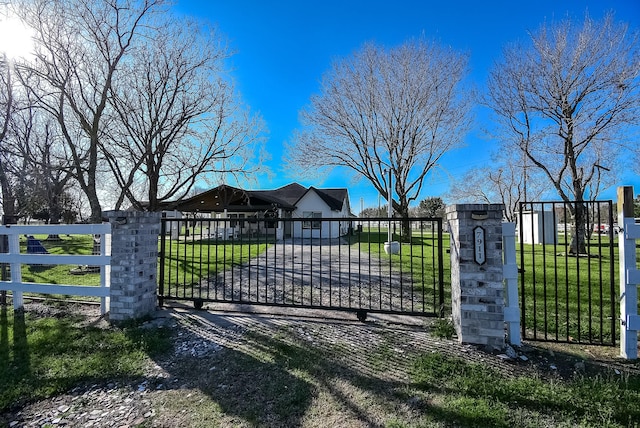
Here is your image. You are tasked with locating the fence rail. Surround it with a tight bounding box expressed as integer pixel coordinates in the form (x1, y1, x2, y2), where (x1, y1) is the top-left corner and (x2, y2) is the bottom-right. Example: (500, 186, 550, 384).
(159, 216, 446, 318)
(0, 223, 111, 314)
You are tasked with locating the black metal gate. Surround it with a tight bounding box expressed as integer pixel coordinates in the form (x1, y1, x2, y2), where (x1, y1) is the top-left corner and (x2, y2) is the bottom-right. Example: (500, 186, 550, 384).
(518, 201, 616, 345)
(158, 217, 445, 319)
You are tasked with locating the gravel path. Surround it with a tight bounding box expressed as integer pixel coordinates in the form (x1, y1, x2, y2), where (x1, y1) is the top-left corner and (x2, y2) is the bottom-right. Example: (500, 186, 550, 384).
(1, 305, 453, 427)
(194, 238, 440, 315)
(2, 303, 631, 427)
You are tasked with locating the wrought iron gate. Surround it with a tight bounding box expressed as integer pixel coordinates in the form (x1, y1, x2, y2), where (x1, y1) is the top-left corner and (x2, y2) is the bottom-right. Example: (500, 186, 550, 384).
(158, 217, 446, 319)
(518, 201, 616, 345)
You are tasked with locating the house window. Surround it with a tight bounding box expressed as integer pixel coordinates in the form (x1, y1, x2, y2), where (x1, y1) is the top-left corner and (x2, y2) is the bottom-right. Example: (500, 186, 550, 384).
(303, 211, 322, 229)
(229, 213, 245, 228)
(264, 211, 277, 229)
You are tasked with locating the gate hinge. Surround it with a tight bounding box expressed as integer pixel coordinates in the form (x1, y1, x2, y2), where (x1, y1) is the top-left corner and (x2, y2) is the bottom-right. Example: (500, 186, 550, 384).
(627, 315, 640, 331)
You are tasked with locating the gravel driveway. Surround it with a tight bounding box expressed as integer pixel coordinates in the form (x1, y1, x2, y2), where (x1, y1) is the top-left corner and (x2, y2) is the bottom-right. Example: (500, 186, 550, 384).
(2, 302, 631, 428)
(0, 305, 493, 427)
(200, 237, 439, 316)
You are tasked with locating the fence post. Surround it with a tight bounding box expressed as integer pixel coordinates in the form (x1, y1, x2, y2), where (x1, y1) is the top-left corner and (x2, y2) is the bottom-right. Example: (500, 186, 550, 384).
(446, 204, 505, 349)
(99, 228, 111, 315)
(618, 186, 640, 360)
(502, 222, 520, 346)
(104, 210, 161, 323)
(8, 232, 23, 309)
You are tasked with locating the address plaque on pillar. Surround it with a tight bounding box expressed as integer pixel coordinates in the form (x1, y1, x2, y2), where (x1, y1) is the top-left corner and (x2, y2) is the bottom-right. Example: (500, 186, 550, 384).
(473, 226, 486, 265)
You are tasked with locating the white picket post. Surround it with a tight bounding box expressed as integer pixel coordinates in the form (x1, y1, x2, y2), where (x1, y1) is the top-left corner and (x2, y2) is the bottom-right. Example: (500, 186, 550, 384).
(618, 186, 640, 360)
(502, 222, 520, 346)
(99, 226, 111, 315)
(8, 231, 23, 309)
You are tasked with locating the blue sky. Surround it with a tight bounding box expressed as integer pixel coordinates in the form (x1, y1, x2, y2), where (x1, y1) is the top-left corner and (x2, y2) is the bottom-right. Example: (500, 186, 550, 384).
(174, 0, 640, 213)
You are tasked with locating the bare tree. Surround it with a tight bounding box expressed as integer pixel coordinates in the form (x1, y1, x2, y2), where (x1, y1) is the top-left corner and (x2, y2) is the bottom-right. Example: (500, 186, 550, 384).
(0, 52, 17, 222)
(10, 102, 75, 224)
(485, 12, 640, 253)
(16, 0, 161, 222)
(106, 17, 265, 211)
(449, 149, 546, 222)
(360, 206, 387, 218)
(286, 39, 471, 239)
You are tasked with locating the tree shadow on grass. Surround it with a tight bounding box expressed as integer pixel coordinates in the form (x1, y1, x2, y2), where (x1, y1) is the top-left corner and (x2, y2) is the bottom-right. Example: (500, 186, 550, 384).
(0, 307, 163, 416)
(8, 304, 640, 427)
(0, 308, 31, 411)
(146, 313, 316, 426)
(149, 311, 423, 427)
(150, 310, 640, 427)
(0, 308, 30, 373)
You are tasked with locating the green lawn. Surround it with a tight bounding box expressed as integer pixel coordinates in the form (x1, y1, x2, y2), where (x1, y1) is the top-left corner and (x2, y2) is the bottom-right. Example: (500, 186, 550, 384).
(349, 228, 451, 314)
(1, 235, 102, 303)
(518, 232, 619, 344)
(17, 235, 101, 287)
(0, 306, 172, 412)
(159, 237, 271, 297)
(410, 350, 640, 427)
(351, 227, 625, 346)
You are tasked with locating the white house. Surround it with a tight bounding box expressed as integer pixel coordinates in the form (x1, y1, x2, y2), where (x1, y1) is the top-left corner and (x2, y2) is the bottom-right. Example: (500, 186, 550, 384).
(172, 183, 353, 240)
(293, 187, 352, 239)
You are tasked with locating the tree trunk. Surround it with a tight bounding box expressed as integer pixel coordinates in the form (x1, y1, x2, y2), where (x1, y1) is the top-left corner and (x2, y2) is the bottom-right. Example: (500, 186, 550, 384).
(400, 216, 412, 242)
(44, 193, 63, 241)
(398, 203, 412, 242)
(569, 202, 587, 255)
(0, 158, 16, 223)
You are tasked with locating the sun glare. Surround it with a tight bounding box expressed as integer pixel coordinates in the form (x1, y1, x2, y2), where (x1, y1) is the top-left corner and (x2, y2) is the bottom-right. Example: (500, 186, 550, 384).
(0, 15, 34, 59)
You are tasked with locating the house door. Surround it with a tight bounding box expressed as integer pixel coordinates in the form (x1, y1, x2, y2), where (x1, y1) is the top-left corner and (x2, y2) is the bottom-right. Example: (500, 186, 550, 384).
(284, 212, 292, 238)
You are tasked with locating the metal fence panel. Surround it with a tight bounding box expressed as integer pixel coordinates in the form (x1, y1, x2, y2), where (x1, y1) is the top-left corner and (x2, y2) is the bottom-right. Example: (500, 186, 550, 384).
(159, 217, 445, 318)
(518, 201, 616, 345)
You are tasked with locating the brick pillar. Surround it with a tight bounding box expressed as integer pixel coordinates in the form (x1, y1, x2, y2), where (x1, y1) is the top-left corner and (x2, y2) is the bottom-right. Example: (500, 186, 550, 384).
(445, 204, 505, 349)
(104, 210, 161, 323)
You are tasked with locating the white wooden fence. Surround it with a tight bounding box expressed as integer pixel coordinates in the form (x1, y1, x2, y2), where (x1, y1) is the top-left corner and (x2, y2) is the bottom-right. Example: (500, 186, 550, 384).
(0, 223, 111, 314)
(618, 186, 640, 359)
(502, 222, 521, 346)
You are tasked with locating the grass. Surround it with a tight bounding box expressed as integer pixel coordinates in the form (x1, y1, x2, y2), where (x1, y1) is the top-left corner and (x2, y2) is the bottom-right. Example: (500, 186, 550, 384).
(159, 238, 270, 298)
(431, 318, 456, 339)
(162, 325, 640, 427)
(2, 301, 640, 427)
(17, 234, 101, 287)
(349, 228, 452, 313)
(348, 226, 622, 346)
(519, 232, 620, 344)
(410, 351, 640, 427)
(0, 303, 172, 412)
(0, 235, 103, 304)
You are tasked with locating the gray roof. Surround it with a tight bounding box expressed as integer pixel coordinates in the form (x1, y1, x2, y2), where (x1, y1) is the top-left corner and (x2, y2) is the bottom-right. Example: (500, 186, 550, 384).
(301, 187, 348, 211)
(173, 183, 347, 213)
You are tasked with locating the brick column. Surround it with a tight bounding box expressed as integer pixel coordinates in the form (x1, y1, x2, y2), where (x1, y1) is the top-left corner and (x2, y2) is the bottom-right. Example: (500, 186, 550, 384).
(104, 210, 161, 323)
(445, 204, 505, 349)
